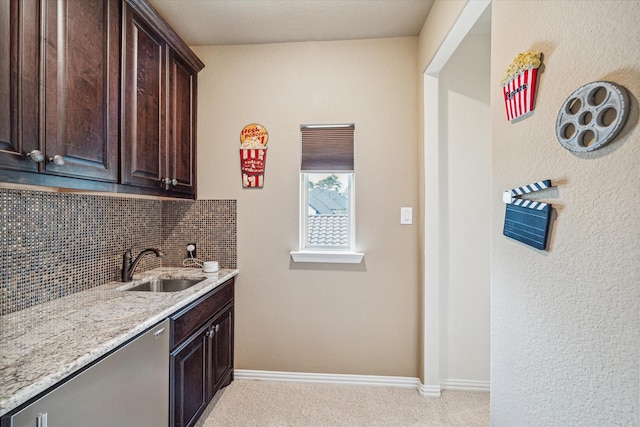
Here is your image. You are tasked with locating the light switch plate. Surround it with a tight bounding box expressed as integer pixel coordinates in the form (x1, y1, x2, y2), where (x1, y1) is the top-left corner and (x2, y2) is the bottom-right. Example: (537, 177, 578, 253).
(401, 207, 412, 225)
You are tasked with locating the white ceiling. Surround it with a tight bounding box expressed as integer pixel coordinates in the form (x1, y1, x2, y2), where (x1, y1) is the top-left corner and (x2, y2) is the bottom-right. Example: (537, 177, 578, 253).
(148, 0, 435, 46)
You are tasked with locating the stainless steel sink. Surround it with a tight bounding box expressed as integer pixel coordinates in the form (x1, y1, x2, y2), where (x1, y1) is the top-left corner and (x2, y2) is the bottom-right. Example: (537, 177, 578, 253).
(124, 277, 206, 292)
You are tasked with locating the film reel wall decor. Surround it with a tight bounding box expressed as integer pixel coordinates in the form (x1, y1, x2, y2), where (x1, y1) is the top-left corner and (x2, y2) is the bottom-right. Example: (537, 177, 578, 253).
(556, 81, 630, 152)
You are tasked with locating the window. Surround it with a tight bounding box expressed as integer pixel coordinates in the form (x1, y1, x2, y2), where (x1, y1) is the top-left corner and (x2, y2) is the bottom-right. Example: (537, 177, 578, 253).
(290, 124, 364, 263)
(303, 172, 353, 249)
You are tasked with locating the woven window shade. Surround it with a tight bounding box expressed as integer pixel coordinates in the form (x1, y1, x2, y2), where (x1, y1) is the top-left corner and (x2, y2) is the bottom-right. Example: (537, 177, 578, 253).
(301, 124, 354, 172)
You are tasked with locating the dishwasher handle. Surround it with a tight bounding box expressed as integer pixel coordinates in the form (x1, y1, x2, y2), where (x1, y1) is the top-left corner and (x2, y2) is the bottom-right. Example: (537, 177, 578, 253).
(153, 327, 166, 340)
(36, 413, 48, 427)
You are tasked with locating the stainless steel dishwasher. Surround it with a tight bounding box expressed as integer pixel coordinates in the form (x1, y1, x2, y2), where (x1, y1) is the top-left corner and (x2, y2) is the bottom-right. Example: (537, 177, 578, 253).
(3, 319, 169, 427)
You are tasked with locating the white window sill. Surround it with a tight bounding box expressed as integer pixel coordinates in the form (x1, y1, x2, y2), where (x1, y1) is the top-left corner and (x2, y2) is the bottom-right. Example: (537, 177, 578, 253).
(290, 250, 364, 264)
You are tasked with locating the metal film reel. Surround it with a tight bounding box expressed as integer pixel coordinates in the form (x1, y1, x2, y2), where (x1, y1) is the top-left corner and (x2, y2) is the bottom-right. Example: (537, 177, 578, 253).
(556, 81, 629, 152)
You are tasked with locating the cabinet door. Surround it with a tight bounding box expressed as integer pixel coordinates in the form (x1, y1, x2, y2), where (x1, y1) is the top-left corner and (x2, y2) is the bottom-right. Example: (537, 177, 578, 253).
(210, 304, 234, 397)
(0, 0, 39, 173)
(167, 51, 197, 196)
(171, 324, 209, 427)
(42, 0, 119, 182)
(121, 2, 165, 190)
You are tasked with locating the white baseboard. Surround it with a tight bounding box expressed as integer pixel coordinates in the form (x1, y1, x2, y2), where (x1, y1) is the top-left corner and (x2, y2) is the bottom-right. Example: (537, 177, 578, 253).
(418, 383, 442, 398)
(440, 379, 490, 392)
(235, 369, 420, 388)
(235, 369, 454, 398)
(234, 370, 489, 395)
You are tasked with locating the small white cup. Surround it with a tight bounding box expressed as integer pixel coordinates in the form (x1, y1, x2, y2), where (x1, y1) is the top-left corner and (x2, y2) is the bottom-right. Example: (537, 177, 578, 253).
(203, 261, 219, 273)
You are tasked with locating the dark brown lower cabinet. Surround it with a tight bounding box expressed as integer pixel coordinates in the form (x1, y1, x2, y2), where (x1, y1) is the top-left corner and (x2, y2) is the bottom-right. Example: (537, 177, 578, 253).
(171, 324, 209, 427)
(170, 278, 234, 427)
(210, 305, 234, 393)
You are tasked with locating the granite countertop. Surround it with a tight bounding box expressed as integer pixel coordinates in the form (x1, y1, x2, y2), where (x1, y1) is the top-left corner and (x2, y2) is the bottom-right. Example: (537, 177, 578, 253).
(0, 267, 239, 417)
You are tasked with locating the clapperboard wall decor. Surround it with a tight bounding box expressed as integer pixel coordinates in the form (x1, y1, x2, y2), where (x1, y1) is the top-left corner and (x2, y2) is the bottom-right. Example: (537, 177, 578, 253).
(502, 180, 552, 250)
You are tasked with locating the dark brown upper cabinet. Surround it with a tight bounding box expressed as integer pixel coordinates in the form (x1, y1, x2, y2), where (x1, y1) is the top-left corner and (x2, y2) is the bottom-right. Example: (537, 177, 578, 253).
(42, 0, 120, 182)
(0, 0, 119, 183)
(0, 0, 40, 174)
(167, 50, 198, 196)
(122, 0, 202, 197)
(0, 0, 203, 198)
(121, 6, 164, 191)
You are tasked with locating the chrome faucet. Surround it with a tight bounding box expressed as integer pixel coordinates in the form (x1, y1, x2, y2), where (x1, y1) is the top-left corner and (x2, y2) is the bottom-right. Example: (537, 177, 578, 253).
(122, 248, 166, 282)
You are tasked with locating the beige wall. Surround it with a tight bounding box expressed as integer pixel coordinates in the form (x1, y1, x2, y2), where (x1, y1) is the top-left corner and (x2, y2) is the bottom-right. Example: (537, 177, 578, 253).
(417, 0, 467, 72)
(439, 29, 491, 384)
(193, 38, 421, 377)
(416, 0, 469, 387)
(416, 0, 490, 389)
(491, 1, 640, 425)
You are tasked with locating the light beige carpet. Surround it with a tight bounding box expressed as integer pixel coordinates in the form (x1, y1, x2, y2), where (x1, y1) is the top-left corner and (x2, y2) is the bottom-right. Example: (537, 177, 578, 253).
(198, 380, 489, 426)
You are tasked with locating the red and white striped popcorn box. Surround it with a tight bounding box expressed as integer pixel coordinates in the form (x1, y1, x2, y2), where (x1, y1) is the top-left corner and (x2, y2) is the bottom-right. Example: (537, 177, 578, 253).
(239, 147, 267, 188)
(502, 67, 539, 122)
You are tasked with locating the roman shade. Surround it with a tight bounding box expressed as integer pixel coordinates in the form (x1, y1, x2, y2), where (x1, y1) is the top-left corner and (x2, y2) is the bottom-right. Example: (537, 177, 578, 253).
(300, 124, 354, 172)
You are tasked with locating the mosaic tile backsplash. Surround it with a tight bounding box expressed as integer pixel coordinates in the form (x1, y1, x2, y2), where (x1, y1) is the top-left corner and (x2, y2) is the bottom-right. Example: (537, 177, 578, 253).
(162, 200, 237, 269)
(0, 189, 236, 315)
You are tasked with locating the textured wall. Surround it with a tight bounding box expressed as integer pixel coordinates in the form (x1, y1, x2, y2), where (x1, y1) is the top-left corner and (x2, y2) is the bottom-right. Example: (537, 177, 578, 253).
(491, 1, 640, 425)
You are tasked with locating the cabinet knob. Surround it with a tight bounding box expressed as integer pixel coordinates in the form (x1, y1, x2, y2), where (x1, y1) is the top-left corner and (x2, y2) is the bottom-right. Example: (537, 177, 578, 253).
(206, 324, 217, 337)
(49, 155, 65, 166)
(162, 177, 178, 190)
(26, 150, 45, 163)
(215, 324, 220, 333)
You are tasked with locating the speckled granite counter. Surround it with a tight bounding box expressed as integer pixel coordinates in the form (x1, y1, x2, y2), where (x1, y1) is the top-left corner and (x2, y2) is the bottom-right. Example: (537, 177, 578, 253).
(0, 267, 238, 417)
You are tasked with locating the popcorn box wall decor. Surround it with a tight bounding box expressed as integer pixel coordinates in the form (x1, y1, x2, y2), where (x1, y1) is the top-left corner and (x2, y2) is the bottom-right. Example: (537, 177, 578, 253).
(503, 67, 538, 122)
(501, 51, 542, 122)
(240, 147, 267, 188)
(239, 123, 269, 188)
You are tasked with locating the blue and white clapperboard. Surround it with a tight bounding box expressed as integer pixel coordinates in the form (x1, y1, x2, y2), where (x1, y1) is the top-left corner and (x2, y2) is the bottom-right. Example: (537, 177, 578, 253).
(502, 180, 552, 250)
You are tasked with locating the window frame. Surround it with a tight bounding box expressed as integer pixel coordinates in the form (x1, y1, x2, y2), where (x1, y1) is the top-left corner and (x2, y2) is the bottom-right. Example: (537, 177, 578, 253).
(290, 124, 363, 264)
